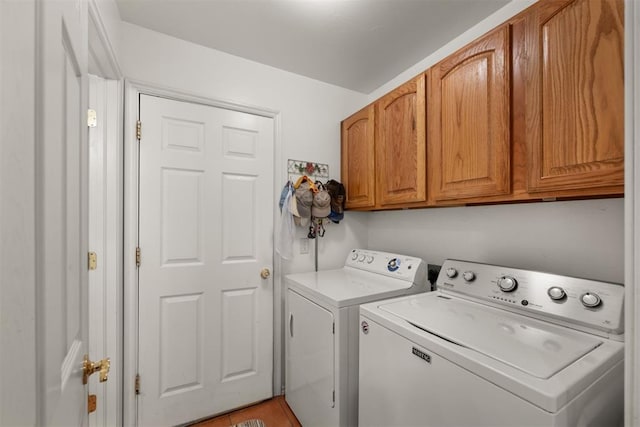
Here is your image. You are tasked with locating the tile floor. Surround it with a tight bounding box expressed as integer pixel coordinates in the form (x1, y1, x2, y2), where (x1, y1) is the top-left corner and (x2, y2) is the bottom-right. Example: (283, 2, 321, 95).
(189, 396, 302, 427)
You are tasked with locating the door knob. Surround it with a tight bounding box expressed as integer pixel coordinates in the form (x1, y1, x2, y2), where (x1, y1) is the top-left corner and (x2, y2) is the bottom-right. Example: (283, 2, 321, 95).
(83, 355, 110, 384)
(260, 268, 271, 279)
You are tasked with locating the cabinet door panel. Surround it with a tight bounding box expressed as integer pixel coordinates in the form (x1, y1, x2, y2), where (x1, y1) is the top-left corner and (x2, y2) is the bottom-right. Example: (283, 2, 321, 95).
(376, 74, 427, 206)
(429, 25, 511, 201)
(341, 106, 375, 209)
(526, 0, 624, 191)
(441, 54, 491, 184)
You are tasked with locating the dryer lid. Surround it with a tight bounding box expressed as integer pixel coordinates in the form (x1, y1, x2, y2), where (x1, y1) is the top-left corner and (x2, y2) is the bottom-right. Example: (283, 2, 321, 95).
(379, 293, 603, 379)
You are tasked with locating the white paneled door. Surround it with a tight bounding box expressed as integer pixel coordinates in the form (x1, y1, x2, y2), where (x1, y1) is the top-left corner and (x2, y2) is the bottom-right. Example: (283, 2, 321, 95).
(137, 95, 274, 426)
(38, 0, 91, 424)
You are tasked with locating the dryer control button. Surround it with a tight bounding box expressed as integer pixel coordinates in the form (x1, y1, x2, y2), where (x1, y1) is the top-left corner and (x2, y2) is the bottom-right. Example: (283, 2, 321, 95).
(497, 276, 518, 292)
(547, 286, 566, 301)
(581, 292, 602, 308)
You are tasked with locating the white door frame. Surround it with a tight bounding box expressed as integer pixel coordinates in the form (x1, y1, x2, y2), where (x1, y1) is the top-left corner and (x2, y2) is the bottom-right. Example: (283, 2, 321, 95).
(88, 75, 123, 427)
(87, 1, 123, 425)
(123, 80, 283, 425)
(625, 0, 640, 425)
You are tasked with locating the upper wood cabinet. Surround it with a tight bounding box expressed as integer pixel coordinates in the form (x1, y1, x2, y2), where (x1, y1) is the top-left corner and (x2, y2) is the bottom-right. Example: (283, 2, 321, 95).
(428, 24, 511, 202)
(340, 0, 624, 211)
(341, 104, 376, 209)
(375, 74, 427, 206)
(521, 0, 624, 193)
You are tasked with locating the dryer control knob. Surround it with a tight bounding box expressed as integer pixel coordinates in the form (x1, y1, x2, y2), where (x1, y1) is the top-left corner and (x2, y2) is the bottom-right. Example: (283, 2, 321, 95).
(366, 256, 374, 264)
(445, 268, 458, 278)
(497, 276, 518, 292)
(462, 271, 476, 282)
(358, 254, 366, 262)
(547, 286, 566, 300)
(351, 252, 358, 260)
(581, 292, 602, 308)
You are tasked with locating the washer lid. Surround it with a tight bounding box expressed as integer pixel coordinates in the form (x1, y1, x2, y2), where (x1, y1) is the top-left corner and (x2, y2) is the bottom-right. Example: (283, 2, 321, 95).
(379, 293, 603, 379)
(286, 267, 417, 308)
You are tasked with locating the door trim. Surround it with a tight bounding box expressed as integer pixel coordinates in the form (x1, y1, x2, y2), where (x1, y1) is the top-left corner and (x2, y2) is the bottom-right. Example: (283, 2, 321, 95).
(88, 0, 122, 80)
(88, 75, 123, 427)
(625, 0, 640, 424)
(123, 80, 283, 425)
(87, 2, 123, 425)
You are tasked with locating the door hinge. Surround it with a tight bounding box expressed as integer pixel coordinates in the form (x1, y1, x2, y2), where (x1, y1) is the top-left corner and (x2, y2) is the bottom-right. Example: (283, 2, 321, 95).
(87, 109, 97, 128)
(136, 120, 141, 141)
(135, 374, 141, 395)
(135, 247, 141, 267)
(88, 251, 97, 270)
(88, 394, 97, 413)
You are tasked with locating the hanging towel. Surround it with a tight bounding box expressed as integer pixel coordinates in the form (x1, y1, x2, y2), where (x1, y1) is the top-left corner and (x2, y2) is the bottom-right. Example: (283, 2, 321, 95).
(278, 181, 293, 212)
(275, 183, 295, 260)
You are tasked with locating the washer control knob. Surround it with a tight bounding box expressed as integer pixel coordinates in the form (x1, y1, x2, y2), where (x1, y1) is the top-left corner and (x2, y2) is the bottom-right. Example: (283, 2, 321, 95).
(358, 254, 366, 262)
(366, 256, 374, 264)
(445, 268, 458, 278)
(387, 258, 400, 272)
(497, 276, 518, 292)
(547, 286, 566, 301)
(462, 271, 476, 282)
(351, 252, 358, 260)
(581, 292, 602, 308)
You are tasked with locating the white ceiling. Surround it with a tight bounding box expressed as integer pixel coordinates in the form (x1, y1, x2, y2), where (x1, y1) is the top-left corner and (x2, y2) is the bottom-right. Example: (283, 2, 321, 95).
(115, 0, 510, 94)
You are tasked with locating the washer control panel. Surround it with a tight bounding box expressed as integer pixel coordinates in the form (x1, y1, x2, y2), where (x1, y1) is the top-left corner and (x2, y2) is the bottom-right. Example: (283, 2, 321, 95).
(436, 259, 624, 336)
(345, 249, 427, 284)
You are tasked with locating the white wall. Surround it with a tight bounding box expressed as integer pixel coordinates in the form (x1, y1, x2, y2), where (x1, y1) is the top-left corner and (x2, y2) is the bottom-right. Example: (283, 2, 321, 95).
(118, 21, 369, 273)
(361, 0, 624, 285)
(369, 199, 624, 284)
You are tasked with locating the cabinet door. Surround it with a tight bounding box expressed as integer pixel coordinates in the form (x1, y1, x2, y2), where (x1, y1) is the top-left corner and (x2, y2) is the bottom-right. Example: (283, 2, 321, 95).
(285, 290, 336, 426)
(375, 74, 427, 206)
(429, 25, 511, 201)
(341, 105, 376, 209)
(523, 0, 624, 192)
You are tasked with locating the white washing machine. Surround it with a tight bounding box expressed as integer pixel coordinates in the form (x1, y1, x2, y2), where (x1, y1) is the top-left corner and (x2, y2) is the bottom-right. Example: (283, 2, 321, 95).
(359, 259, 625, 427)
(285, 249, 428, 427)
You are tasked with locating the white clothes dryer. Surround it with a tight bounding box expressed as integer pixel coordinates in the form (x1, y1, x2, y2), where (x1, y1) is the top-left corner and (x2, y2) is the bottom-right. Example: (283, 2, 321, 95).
(285, 249, 428, 427)
(359, 259, 624, 427)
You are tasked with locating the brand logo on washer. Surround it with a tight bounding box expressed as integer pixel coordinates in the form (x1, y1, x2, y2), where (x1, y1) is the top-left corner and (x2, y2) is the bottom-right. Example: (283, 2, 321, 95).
(412, 347, 431, 364)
